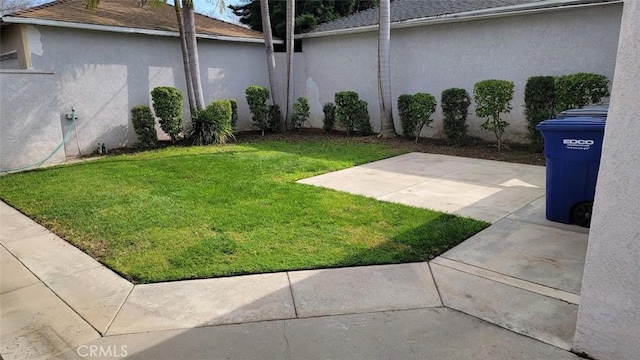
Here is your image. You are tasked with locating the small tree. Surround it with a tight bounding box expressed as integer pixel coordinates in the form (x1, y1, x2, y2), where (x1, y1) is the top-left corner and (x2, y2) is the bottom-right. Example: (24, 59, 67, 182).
(474, 79, 514, 151)
(525, 76, 556, 153)
(555, 73, 610, 112)
(397, 93, 436, 142)
(322, 102, 336, 133)
(245, 85, 270, 136)
(441, 88, 471, 146)
(151, 86, 183, 142)
(190, 100, 234, 145)
(131, 105, 158, 148)
(291, 97, 310, 131)
(409, 93, 437, 143)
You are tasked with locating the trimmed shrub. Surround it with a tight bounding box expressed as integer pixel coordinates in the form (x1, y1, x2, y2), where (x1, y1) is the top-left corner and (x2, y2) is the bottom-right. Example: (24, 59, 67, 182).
(229, 99, 238, 131)
(335, 91, 360, 135)
(322, 102, 336, 133)
(190, 100, 234, 145)
(555, 73, 610, 112)
(441, 88, 471, 146)
(335, 91, 372, 136)
(525, 76, 556, 153)
(131, 105, 158, 148)
(268, 105, 282, 132)
(354, 100, 373, 136)
(291, 97, 310, 131)
(409, 93, 437, 143)
(398, 93, 437, 142)
(397, 94, 414, 139)
(474, 79, 514, 151)
(151, 86, 183, 142)
(245, 85, 270, 135)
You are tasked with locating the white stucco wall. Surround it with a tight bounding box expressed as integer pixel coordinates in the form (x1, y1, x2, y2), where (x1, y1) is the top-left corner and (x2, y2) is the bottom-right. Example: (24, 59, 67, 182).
(302, 3, 622, 140)
(0, 70, 65, 171)
(573, 1, 640, 359)
(274, 52, 307, 122)
(24, 26, 272, 155)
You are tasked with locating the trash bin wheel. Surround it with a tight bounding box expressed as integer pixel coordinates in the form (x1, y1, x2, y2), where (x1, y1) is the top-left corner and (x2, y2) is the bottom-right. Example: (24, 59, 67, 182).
(572, 202, 593, 228)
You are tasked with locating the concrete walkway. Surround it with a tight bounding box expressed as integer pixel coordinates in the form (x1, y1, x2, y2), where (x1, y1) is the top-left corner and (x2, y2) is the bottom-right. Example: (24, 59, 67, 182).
(0, 153, 588, 359)
(299, 152, 547, 223)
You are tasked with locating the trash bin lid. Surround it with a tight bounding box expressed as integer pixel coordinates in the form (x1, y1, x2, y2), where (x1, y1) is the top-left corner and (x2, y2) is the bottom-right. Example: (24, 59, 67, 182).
(536, 117, 606, 131)
(557, 103, 609, 118)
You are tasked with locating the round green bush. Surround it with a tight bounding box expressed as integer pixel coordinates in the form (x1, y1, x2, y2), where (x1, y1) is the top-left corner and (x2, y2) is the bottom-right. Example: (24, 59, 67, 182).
(555, 73, 609, 112)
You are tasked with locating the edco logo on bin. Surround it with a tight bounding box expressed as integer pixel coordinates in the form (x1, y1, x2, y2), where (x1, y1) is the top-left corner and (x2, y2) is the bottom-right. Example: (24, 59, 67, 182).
(563, 138, 594, 150)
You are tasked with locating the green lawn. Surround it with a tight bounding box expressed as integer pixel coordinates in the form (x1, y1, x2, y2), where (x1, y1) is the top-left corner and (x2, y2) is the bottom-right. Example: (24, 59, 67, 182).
(0, 140, 488, 283)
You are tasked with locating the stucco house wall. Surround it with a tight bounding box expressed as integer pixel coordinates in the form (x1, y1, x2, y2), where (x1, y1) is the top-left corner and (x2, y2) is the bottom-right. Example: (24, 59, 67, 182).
(301, 3, 622, 141)
(11, 24, 274, 156)
(573, 0, 640, 359)
(0, 70, 65, 171)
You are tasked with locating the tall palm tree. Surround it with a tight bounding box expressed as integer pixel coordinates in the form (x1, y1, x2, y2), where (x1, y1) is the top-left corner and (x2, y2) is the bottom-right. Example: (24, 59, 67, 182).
(174, 0, 196, 113)
(378, 0, 395, 136)
(86, 0, 207, 112)
(259, 0, 284, 130)
(182, 0, 206, 110)
(285, 0, 295, 130)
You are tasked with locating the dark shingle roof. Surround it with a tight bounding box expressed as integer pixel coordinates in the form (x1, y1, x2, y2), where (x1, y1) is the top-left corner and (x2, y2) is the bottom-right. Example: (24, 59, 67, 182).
(2, 0, 264, 39)
(312, 0, 617, 33)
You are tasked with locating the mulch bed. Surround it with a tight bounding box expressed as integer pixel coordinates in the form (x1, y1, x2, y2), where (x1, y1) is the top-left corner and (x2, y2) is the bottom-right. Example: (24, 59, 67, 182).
(106, 128, 546, 167)
(234, 129, 547, 166)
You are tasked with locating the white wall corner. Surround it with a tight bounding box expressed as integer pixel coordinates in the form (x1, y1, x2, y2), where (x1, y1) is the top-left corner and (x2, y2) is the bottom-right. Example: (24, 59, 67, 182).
(574, 1, 640, 359)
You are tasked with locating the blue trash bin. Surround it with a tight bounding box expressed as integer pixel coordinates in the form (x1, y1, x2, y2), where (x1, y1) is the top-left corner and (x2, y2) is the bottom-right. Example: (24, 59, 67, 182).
(536, 117, 606, 227)
(557, 103, 609, 119)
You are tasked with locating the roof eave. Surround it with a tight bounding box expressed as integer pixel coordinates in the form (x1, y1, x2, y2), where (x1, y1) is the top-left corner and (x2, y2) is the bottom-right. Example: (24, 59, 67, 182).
(0, 16, 280, 44)
(296, 0, 622, 40)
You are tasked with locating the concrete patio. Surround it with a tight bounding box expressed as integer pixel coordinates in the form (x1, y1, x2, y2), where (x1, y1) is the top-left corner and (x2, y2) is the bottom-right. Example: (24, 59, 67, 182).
(0, 153, 589, 359)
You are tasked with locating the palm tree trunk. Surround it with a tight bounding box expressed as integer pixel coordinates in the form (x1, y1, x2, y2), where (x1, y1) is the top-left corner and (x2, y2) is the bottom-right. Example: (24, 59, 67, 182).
(378, 0, 395, 137)
(285, 0, 295, 131)
(259, 0, 283, 130)
(174, 1, 196, 114)
(183, 1, 206, 110)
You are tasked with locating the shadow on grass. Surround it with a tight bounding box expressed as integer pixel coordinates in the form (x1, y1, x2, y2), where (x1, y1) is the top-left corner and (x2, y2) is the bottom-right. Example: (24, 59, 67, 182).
(52, 138, 401, 172)
(131, 212, 489, 283)
(329, 213, 490, 269)
(60, 214, 490, 359)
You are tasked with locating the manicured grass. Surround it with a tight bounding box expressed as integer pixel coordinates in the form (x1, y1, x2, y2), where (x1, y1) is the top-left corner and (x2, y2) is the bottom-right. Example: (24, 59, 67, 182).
(0, 140, 488, 283)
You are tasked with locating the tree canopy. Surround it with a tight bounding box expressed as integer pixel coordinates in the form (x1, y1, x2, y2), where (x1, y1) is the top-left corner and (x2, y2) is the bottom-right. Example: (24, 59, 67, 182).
(229, 0, 378, 39)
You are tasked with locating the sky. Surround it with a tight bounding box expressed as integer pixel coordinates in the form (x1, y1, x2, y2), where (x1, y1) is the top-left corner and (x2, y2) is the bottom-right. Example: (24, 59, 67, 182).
(23, 0, 246, 24)
(166, 0, 246, 24)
